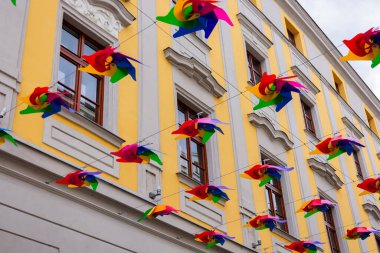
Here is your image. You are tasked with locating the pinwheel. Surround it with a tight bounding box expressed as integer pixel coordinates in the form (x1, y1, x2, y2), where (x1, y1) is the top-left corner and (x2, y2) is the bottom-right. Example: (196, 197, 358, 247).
(20, 87, 74, 118)
(243, 215, 286, 231)
(297, 199, 336, 218)
(138, 205, 179, 222)
(246, 72, 307, 112)
(240, 164, 294, 186)
(285, 240, 324, 253)
(357, 177, 380, 199)
(195, 230, 235, 249)
(172, 118, 228, 144)
(79, 46, 141, 83)
(157, 0, 233, 38)
(340, 27, 380, 68)
(110, 143, 163, 165)
(11, 0, 16, 6)
(310, 135, 365, 160)
(56, 170, 102, 191)
(0, 128, 17, 146)
(186, 184, 231, 203)
(344, 227, 380, 240)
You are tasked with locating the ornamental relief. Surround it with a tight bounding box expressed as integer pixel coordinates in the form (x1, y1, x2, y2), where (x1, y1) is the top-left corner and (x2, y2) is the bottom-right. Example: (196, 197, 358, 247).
(63, 0, 123, 37)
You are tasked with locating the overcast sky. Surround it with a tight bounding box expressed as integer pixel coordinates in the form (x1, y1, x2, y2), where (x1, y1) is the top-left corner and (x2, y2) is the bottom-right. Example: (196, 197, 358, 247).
(297, 0, 380, 99)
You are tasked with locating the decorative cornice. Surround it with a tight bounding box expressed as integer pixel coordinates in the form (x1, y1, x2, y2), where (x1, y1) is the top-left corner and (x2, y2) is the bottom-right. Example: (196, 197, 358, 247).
(291, 66, 320, 95)
(341, 117, 365, 139)
(164, 47, 226, 98)
(307, 158, 344, 189)
(236, 13, 273, 49)
(63, 0, 135, 38)
(248, 112, 294, 150)
(363, 203, 380, 221)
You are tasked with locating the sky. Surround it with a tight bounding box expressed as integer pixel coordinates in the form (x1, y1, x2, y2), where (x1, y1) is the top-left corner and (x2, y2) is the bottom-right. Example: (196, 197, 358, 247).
(297, 0, 380, 99)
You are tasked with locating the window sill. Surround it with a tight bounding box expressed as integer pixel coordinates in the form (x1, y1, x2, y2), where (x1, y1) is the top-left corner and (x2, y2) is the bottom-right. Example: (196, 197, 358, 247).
(271, 227, 298, 243)
(57, 109, 125, 147)
(304, 128, 320, 142)
(176, 172, 226, 206)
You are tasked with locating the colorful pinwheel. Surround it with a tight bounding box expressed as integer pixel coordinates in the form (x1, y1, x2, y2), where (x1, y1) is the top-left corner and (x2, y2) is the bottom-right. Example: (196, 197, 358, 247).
(157, 0, 233, 38)
(172, 118, 227, 144)
(246, 72, 307, 112)
(297, 199, 336, 218)
(79, 46, 141, 83)
(186, 184, 231, 203)
(243, 215, 286, 231)
(11, 0, 16, 6)
(195, 230, 235, 249)
(357, 177, 380, 199)
(56, 170, 102, 191)
(20, 87, 74, 118)
(310, 135, 365, 160)
(240, 164, 294, 186)
(285, 240, 324, 253)
(0, 128, 17, 146)
(344, 227, 380, 240)
(138, 205, 179, 222)
(340, 27, 380, 68)
(110, 143, 163, 165)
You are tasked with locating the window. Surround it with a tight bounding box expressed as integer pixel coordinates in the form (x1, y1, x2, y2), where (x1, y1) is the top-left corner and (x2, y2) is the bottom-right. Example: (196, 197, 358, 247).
(365, 109, 379, 136)
(352, 150, 363, 179)
(332, 72, 348, 102)
(58, 22, 104, 124)
(287, 29, 296, 47)
(177, 102, 208, 184)
(301, 100, 316, 134)
(376, 235, 380, 252)
(323, 199, 341, 253)
(247, 51, 262, 84)
(285, 19, 303, 52)
(262, 155, 288, 232)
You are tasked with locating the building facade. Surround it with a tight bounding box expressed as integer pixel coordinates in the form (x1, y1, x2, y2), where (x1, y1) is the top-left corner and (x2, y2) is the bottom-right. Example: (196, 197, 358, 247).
(0, 0, 380, 252)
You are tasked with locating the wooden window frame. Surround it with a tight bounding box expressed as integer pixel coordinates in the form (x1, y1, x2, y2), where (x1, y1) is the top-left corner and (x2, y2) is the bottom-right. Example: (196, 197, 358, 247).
(247, 51, 262, 85)
(322, 198, 341, 253)
(352, 150, 363, 179)
(178, 102, 209, 184)
(59, 21, 104, 125)
(301, 100, 316, 134)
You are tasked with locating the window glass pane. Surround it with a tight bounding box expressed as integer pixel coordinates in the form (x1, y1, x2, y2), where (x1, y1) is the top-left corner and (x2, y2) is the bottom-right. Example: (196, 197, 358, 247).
(273, 193, 284, 216)
(61, 26, 79, 54)
(190, 140, 203, 167)
(79, 97, 97, 122)
(81, 72, 99, 102)
(57, 84, 75, 108)
(192, 165, 201, 183)
(84, 40, 98, 56)
(178, 108, 186, 124)
(179, 139, 188, 158)
(58, 56, 76, 90)
(180, 157, 189, 175)
(265, 189, 273, 213)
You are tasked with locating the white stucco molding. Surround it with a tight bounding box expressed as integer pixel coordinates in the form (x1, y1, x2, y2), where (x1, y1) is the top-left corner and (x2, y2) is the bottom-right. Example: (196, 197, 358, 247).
(164, 47, 227, 98)
(236, 13, 273, 50)
(291, 65, 320, 95)
(363, 203, 380, 221)
(248, 112, 294, 150)
(307, 158, 344, 189)
(341, 117, 364, 139)
(63, 0, 135, 38)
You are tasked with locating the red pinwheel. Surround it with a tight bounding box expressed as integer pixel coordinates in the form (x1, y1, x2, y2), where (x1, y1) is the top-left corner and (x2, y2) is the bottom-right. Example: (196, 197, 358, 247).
(357, 177, 380, 199)
(344, 227, 380, 240)
(285, 240, 324, 253)
(138, 205, 179, 222)
(310, 135, 364, 160)
(297, 198, 336, 218)
(56, 170, 102, 191)
(246, 72, 307, 112)
(172, 118, 228, 144)
(244, 215, 286, 231)
(195, 230, 235, 249)
(186, 184, 231, 203)
(110, 143, 163, 165)
(20, 87, 74, 118)
(79, 46, 142, 83)
(240, 164, 294, 186)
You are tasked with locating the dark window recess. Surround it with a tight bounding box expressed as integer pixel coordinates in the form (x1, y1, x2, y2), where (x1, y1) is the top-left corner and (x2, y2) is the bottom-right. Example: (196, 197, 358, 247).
(323, 199, 341, 253)
(58, 22, 104, 124)
(301, 101, 316, 134)
(177, 102, 208, 184)
(353, 150, 363, 179)
(262, 155, 288, 233)
(287, 29, 296, 47)
(247, 51, 262, 85)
